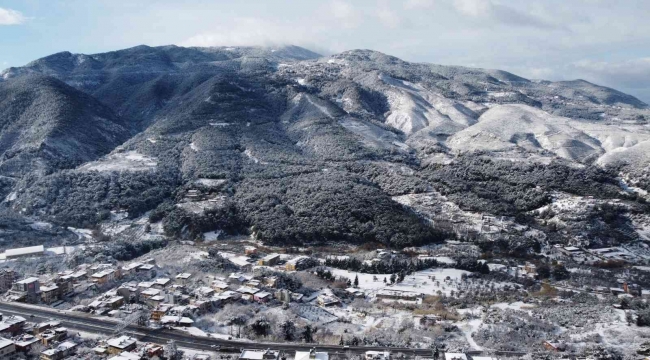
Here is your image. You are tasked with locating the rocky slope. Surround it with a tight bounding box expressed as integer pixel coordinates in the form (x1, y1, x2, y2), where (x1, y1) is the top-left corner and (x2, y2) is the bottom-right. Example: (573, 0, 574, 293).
(0, 45, 648, 250)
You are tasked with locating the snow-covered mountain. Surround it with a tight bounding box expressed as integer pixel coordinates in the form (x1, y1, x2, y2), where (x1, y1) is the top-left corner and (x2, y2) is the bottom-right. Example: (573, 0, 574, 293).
(1, 45, 649, 251)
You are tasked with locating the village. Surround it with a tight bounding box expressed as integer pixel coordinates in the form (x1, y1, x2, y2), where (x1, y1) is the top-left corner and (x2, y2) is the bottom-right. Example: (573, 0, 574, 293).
(1, 232, 650, 360)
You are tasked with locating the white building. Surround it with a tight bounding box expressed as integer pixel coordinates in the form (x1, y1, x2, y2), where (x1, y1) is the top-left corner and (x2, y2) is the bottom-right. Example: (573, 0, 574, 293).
(295, 349, 328, 360)
(239, 349, 280, 360)
(365, 351, 390, 360)
(5, 245, 45, 259)
(0, 337, 15, 358)
(110, 352, 141, 360)
(444, 353, 468, 360)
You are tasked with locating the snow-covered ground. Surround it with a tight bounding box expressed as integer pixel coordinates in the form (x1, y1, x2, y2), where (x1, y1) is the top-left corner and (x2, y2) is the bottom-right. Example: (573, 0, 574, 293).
(79, 151, 157, 172)
(176, 196, 227, 214)
(330, 267, 472, 297)
(339, 117, 410, 152)
(46, 246, 80, 255)
(29, 221, 53, 231)
(194, 178, 226, 188)
(203, 231, 223, 242)
(433, 256, 456, 265)
(67, 227, 94, 241)
(491, 301, 535, 313)
(244, 148, 267, 164)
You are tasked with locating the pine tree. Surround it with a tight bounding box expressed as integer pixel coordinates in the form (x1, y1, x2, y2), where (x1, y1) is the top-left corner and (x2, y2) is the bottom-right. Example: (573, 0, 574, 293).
(383, 277, 387, 284)
(302, 324, 314, 343)
(390, 273, 396, 284)
(353, 274, 359, 287)
(36, 263, 46, 275)
(280, 320, 296, 341)
(251, 318, 271, 337)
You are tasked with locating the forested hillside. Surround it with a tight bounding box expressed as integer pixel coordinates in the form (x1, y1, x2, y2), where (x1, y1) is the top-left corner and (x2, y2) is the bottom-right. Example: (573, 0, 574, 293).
(0, 45, 649, 249)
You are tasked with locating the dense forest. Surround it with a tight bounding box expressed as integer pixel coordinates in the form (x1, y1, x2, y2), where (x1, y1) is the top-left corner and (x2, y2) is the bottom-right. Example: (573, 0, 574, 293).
(16, 167, 181, 228)
(423, 156, 626, 215)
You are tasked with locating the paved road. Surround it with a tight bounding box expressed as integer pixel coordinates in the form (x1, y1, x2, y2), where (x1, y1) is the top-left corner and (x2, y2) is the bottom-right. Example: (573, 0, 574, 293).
(0, 302, 440, 357)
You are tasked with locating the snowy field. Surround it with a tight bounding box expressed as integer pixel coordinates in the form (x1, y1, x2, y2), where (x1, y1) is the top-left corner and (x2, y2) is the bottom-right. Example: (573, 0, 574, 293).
(194, 178, 226, 188)
(79, 151, 157, 172)
(330, 267, 472, 297)
(176, 196, 227, 214)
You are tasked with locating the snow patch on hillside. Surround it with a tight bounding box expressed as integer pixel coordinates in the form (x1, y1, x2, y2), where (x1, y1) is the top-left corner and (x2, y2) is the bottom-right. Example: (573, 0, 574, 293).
(176, 196, 227, 214)
(243, 149, 267, 165)
(445, 104, 650, 166)
(339, 117, 409, 151)
(379, 73, 479, 135)
(194, 178, 226, 188)
(79, 151, 157, 172)
(306, 94, 334, 118)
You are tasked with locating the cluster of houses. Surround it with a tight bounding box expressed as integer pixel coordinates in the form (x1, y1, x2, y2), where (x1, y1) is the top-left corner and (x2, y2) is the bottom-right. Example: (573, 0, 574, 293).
(608, 279, 649, 298)
(0, 314, 80, 360)
(1, 258, 158, 305)
(218, 249, 317, 274)
(552, 244, 647, 264)
(1, 244, 356, 331)
(47, 251, 344, 328)
(0, 317, 177, 360)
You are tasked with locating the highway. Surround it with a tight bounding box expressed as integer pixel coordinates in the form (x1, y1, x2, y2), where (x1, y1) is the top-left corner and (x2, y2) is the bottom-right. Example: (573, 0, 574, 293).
(0, 301, 441, 357)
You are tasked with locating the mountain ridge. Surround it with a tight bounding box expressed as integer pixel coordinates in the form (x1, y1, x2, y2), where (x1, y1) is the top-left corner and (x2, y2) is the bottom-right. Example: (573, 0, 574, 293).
(0, 44, 648, 252)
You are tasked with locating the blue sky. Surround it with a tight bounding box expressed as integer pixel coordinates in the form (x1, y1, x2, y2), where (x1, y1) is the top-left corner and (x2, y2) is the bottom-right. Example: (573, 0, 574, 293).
(1, 0, 649, 103)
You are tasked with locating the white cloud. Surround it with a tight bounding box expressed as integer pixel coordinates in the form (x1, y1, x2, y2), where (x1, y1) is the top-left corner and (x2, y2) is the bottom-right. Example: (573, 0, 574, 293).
(453, 0, 489, 17)
(182, 18, 304, 47)
(522, 67, 557, 80)
(330, 0, 355, 20)
(376, 1, 401, 28)
(452, 0, 556, 29)
(0, 7, 25, 25)
(404, 0, 436, 9)
(328, 0, 363, 29)
(507, 58, 650, 104)
(569, 58, 650, 90)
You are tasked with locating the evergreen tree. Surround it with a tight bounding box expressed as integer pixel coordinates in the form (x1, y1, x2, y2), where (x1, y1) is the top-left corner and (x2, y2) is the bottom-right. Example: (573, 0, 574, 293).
(280, 320, 296, 341)
(397, 271, 405, 283)
(552, 264, 570, 280)
(354, 274, 359, 287)
(251, 318, 271, 337)
(36, 263, 47, 275)
(537, 264, 551, 279)
(479, 262, 490, 275)
(302, 324, 314, 343)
